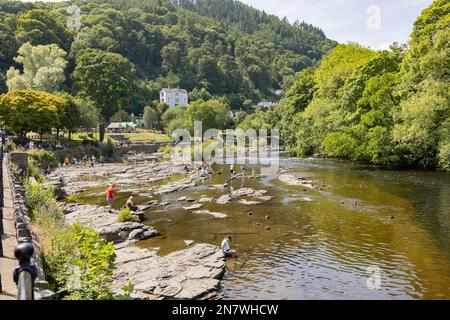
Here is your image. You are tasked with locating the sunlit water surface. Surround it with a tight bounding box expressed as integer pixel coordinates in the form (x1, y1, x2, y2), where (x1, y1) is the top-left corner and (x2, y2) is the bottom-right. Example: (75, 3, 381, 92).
(78, 157, 450, 299)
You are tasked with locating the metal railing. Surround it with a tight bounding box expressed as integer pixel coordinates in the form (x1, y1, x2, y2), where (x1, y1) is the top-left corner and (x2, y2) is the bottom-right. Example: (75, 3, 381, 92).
(13, 242, 37, 300)
(0, 138, 37, 299)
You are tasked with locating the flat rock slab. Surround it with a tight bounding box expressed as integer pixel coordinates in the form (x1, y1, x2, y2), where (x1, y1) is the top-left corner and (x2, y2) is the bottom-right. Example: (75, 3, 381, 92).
(278, 174, 316, 189)
(63, 203, 159, 243)
(238, 199, 261, 206)
(113, 244, 226, 300)
(183, 204, 203, 211)
(216, 194, 232, 204)
(257, 195, 273, 202)
(193, 210, 228, 219)
(46, 162, 188, 196)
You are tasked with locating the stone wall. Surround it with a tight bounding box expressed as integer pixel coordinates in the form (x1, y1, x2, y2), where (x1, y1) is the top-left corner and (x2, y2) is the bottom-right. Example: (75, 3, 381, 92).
(6, 159, 54, 299)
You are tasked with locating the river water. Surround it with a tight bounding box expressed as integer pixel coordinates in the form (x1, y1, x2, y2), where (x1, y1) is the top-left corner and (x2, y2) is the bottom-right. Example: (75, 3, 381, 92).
(79, 157, 450, 299)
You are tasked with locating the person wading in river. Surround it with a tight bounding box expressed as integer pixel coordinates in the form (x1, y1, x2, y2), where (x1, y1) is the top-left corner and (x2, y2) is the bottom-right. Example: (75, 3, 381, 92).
(106, 184, 116, 213)
(221, 236, 238, 258)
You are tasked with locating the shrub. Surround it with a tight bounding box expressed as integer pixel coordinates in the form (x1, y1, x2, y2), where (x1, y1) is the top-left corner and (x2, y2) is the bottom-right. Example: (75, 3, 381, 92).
(24, 181, 61, 220)
(66, 195, 79, 203)
(28, 150, 58, 169)
(42, 223, 116, 300)
(438, 140, 450, 172)
(26, 159, 45, 183)
(157, 145, 173, 154)
(117, 208, 139, 223)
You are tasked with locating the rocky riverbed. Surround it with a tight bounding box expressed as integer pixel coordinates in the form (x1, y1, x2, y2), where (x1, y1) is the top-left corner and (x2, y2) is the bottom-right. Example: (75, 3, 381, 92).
(46, 161, 227, 300)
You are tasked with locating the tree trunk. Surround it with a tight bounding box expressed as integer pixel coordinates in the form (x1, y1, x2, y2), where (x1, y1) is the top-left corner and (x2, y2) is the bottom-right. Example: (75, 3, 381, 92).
(56, 128, 60, 141)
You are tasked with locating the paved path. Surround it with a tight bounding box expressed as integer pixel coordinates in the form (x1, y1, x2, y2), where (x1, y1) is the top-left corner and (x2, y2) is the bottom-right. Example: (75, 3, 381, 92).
(0, 154, 17, 300)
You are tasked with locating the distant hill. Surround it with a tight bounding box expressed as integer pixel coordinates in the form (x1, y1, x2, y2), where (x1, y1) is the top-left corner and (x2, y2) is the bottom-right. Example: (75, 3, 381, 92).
(0, 0, 336, 112)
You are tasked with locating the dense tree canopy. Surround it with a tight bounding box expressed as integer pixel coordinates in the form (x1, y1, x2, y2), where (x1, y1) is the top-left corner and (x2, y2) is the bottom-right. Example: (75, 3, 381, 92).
(0, 90, 65, 136)
(261, 0, 449, 171)
(0, 0, 335, 113)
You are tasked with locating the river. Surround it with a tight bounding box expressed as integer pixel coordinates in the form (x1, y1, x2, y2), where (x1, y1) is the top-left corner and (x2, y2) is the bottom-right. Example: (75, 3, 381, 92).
(78, 156, 450, 299)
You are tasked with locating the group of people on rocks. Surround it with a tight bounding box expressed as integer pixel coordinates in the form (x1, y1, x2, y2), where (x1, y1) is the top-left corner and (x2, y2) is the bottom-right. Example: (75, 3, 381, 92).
(103, 161, 240, 258)
(63, 155, 102, 167)
(104, 183, 139, 214)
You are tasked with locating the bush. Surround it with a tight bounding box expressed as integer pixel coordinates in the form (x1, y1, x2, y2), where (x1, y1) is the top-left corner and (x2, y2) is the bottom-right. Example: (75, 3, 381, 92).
(157, 145, 173, 154)
(66, 195, 79, 203)
(117, 208, 139, 223)
(26, 159, 45, 183)
(42, 223, 116, 300)
(28, 150, 58, 169)
(438, 140, 450, 172)
(24, 181, 61, 220)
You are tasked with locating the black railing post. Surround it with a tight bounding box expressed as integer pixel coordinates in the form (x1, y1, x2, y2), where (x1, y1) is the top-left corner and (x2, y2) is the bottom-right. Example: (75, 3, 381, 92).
(13, 242, 37, 300)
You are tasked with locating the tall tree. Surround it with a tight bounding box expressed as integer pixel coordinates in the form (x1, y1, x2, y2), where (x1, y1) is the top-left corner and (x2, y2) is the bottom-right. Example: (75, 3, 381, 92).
(6, 42, 68, 92)
(0, 89, 65, 137)
(71, 49, 137, 120)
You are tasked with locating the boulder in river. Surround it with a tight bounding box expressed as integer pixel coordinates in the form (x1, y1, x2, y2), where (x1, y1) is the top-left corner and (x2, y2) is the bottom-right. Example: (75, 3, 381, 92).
(199, 197, 213, 203)
(184, 240, 195, 247)
(112, 244, 226, 300)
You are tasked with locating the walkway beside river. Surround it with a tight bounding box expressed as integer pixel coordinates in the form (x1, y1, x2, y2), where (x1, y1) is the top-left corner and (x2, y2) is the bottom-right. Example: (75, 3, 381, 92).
(0, 153, 18, 300)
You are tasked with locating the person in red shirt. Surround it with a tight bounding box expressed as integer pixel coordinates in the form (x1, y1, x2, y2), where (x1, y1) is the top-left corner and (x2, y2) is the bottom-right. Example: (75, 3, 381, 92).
(106, 184, 116, 213)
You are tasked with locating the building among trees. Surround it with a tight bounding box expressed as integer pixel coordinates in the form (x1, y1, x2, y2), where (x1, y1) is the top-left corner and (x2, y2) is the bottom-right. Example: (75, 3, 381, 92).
(107, 122, 137, 133)
(160, 87, 189, 108)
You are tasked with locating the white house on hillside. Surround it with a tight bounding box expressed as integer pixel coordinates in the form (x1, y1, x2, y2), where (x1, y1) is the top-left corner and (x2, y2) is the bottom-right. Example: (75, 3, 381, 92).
(160, 87, 189, 108)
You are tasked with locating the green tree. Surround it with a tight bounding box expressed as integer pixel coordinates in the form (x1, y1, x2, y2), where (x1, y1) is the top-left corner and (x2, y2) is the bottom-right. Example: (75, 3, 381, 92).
(110, 110, 131, 123)
(142, 106, 159, 129)
(72, 49, 137, 120)
(6, 42, 68, 92)
(0, 89, 65, 137)
(186, 99, 230, 133)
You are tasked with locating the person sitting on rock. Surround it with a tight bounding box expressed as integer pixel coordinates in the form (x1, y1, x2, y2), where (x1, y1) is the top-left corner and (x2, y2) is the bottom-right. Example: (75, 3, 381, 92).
(221, 235, 238, 258)
(126, 196, 138, 212)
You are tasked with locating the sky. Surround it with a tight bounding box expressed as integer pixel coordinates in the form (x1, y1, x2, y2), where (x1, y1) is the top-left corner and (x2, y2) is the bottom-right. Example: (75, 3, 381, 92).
(19, 0, 434, 49)
(240, 0, 434, 49)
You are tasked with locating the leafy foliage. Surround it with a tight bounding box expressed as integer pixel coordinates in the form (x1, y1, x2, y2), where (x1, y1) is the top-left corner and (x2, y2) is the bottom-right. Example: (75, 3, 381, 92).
(117, 208, 139, 223)
(269, 0, 449, 171)
(0, 0, 335, 113)
(21, 163, 117, 300)
(6, 42, 67, 92)
(0, 89, 65, 135)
